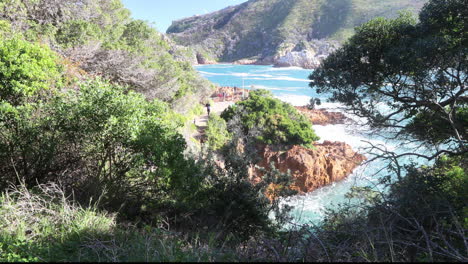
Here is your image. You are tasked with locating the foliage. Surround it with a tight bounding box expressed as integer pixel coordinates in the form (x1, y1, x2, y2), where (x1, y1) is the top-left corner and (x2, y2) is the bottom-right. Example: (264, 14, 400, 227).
(310, 1, 467, 156)
(56, 20, 102, 48)
(205, 115, 231, 150)
(296, 0, 468, 261)
(183, 136, 298, 243)
(0, 76, 200, 219)
(307, 97, 321, 110)
(221, 90, 319, 147)
(0, 19, 11, 36)
(0, 36, 62, 105)
(406, 104, 468, 145)
(0, 0, 214, 109)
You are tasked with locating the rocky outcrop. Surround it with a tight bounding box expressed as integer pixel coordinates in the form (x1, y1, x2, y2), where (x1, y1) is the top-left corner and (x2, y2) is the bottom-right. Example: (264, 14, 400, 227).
(252, 142, 366, 194)
(295, 106, 349, 125)
(272, 41, 338, 69)
(196, 53, 217, 65)
(274, 50, 322, 69)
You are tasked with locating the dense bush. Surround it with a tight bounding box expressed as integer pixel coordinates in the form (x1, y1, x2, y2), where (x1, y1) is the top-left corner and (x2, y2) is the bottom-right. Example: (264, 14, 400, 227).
(182, 145, 297, 243)
(221, 90, 319, 147)
(0, 37, 62, 104)
(205, 115, 231, 150)
(0, 76, 203, 219)
(56, 20, 102, 47)
(0, 31, 297, 247)
(0, 0, 214, 109)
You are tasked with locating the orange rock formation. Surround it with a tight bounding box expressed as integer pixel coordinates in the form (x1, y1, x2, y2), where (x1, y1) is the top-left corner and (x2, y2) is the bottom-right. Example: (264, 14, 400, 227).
(252, 141, 367, 194)
(295, 106, 349, 126)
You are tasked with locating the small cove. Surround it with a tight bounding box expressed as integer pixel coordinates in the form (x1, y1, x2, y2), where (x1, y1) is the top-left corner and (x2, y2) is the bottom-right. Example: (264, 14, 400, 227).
(196, 64, 431, 226)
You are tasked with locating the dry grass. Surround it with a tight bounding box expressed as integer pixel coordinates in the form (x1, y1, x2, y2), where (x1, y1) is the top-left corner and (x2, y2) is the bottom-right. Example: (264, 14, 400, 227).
(0, 182, 239, 262)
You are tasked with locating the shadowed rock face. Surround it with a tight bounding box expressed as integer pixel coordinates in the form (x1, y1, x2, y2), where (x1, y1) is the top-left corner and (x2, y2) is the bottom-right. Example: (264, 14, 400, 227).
(167, 0, 426, 68)
(252, 142, 367, 194)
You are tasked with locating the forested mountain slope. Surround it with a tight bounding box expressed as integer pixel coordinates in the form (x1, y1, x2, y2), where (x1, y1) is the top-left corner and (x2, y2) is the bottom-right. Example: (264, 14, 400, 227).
(167, 0, 426, 68)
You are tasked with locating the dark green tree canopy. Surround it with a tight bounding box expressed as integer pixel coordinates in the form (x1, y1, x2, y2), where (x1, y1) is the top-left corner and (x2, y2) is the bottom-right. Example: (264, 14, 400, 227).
(310, 0, 467, 158)
(221, 90, 319, 147)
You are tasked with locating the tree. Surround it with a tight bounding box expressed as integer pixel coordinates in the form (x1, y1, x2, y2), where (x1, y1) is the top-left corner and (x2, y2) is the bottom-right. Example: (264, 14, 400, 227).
(310, 0, 467, 160)
(0, 0, 214, 108)
(307, 97, 322, 110)
(305, 3, 468, 260)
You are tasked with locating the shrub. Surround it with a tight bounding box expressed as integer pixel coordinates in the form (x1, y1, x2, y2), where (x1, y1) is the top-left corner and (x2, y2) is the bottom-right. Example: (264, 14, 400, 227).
(0, 36, 62, 105)
(0, 77, 199, 220)
(0, 20, 11, 36)
(205, 115, 231, 150)
(56, 20, 102, 48)
(221, 90, 319, 147)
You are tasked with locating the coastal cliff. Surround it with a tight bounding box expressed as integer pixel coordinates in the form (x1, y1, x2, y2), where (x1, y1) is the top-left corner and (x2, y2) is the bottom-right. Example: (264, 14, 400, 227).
(167, 0, 426, 68)
(252, 142, 367, 194)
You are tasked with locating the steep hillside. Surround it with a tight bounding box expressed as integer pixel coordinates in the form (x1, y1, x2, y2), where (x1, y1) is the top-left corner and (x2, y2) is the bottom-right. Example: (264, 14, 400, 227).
(167, 0, 427, 68)
(0, 0, 213, 113)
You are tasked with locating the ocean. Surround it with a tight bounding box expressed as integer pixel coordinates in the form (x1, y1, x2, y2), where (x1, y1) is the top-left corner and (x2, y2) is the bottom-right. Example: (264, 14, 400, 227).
(195, 64, 430, 226)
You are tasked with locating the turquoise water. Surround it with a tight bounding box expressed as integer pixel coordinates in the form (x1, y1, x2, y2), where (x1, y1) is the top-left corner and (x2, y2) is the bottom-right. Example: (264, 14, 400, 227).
(196, 64, 319, 104)
(196, 64, 429, 226)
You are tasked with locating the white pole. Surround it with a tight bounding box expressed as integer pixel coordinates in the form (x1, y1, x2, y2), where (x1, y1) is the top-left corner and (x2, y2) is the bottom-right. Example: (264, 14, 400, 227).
(242, 77, 245, 99)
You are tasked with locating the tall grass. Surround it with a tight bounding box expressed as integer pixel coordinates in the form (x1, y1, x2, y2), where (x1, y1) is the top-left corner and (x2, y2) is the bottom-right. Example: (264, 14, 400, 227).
(0, 183, 238, 262)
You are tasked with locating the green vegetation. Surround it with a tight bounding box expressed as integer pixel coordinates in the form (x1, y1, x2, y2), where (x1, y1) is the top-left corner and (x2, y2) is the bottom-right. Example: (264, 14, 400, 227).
(206, 115, 231, 150)
(221, 90, 319, 147)
(306, 155, 467, 262)
(0, 6, 299, 260)
(0, 183, 239, 262)
(310, 0, 467, 155)
(0, 0, 466, 262)
(0, 37, 62, 104)
(0, 0, 214, 107)
(303, 0, 468, 261)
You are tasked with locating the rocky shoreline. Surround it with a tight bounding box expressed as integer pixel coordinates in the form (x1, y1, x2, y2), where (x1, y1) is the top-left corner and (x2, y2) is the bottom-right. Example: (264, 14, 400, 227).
(295, 106, 350, 126)
(196, 53, 327, 70)
(251, 142, 367, 194)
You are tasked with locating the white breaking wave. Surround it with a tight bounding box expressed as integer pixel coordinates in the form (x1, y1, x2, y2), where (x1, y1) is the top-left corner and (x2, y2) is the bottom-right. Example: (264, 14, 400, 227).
(198, 71, 311, 83)
(249, 85, 302, 92)
(194, 64, 235, 69)
(247, 76, 311, 82)
(275, 94, 312, 106)
(255, 66, 307, 71)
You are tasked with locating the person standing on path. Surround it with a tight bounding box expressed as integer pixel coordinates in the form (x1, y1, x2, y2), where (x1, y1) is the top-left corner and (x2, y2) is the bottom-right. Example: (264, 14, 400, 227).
(205, 103, 211, 117)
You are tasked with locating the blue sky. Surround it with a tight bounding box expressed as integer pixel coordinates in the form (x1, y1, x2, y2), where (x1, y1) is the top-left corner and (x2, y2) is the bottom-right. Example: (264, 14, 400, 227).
(121, 0, 247, 33)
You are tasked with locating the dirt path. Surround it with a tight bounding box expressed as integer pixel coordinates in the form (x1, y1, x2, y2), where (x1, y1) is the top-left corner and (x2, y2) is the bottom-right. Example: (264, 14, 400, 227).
(193, 101, 235, 141)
